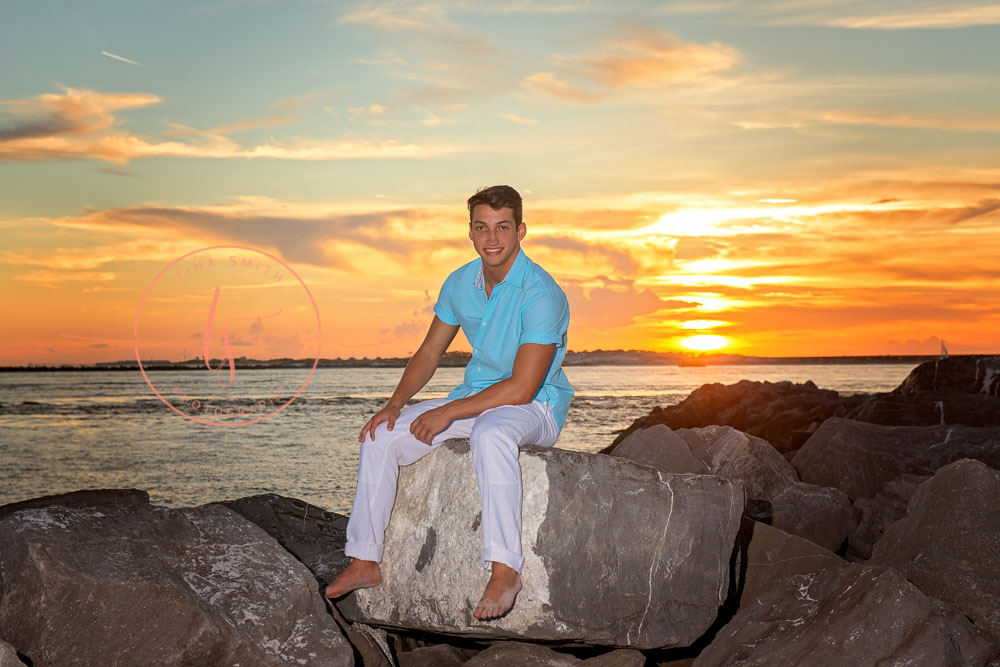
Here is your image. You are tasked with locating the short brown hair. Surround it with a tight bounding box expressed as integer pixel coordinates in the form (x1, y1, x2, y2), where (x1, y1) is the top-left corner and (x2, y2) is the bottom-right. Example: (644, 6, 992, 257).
(467, 185, 522, 227)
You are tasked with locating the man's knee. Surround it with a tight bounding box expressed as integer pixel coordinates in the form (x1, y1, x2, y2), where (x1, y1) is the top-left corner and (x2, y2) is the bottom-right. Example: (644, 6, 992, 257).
(469, 409, 523, 456)
(360, 422, 408, 462)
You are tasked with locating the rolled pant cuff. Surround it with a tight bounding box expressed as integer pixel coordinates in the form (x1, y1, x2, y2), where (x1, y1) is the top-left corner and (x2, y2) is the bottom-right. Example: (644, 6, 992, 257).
(345, 541, 384, 563)
(481, 546, 524, 573)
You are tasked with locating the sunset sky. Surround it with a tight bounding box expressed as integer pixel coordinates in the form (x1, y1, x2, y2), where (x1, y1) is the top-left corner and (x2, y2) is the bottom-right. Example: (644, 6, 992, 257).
(3, 0, 1000, 365)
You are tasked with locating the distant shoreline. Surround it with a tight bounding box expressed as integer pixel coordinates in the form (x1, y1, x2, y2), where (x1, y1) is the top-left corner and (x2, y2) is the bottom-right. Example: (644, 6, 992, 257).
(1, 351, 974, 372)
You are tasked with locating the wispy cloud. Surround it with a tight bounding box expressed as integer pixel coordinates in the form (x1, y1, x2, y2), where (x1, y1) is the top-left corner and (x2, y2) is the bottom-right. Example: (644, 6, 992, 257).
(100, 50, 145, 67)
(339, 0, 597, 31)
(496, 112, 539, 125)
(663, 1, 1000, 30)
(0, 88, 460, 164)
(522, 72, 603, 103)
(733, 108, 1000, 133)
(14, 269, 118, 288)
(523, 27, 740, 102)
(339, 2, 454, 31)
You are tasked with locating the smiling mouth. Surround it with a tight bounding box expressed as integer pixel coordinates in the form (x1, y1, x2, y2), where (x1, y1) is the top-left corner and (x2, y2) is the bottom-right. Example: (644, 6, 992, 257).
(483, 247, 502, 255)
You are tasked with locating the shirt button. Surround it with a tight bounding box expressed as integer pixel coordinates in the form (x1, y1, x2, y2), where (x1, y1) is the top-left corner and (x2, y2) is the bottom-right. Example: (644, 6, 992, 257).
(481, 322, 486, 326)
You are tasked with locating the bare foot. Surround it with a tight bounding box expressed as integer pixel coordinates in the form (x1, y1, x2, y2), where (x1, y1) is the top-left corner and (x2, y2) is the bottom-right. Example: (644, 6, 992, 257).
(324, 559, 382, 598)
(473, 562, 521, 620)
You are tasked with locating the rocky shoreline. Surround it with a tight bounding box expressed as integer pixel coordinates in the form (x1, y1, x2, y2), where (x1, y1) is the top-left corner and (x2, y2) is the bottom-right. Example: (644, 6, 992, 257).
(2, 355, 999, 665)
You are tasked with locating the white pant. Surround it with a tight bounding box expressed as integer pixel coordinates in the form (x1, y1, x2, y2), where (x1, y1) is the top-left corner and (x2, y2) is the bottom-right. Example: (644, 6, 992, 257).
(344, 397, 561, 573)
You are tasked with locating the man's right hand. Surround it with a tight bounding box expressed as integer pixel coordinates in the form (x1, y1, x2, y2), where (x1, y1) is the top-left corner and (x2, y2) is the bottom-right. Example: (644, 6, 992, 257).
(359, 405, 402, 443)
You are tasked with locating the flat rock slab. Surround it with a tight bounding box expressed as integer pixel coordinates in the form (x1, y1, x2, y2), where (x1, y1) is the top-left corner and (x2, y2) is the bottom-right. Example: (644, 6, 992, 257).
(215, 493, 351, 585)
(338, 440, 745, 649)
(692, 564, 1000, 666)
(0, 489, 352, 666)
(741, 522, 844, 603)
(792, 418, 1000, 500)
(871, 458, 1000, 637)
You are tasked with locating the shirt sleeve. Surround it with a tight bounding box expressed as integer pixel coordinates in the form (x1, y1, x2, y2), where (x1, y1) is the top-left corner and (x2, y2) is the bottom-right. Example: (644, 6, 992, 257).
(432, 277, 459, 326)
(520, 290, 569, 346)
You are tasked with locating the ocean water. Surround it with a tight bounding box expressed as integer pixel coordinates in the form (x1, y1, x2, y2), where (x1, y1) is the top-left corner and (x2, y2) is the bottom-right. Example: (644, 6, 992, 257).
(0, 364, 913, 514)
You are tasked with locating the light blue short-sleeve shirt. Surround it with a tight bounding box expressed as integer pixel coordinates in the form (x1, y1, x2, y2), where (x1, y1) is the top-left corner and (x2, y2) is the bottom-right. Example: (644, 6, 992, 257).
(433, 249, 574, 429)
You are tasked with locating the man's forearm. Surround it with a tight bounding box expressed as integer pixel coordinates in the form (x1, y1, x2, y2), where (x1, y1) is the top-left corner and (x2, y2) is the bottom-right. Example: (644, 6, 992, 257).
(385, 348, 441, 409)
(437, 376, 534, 421)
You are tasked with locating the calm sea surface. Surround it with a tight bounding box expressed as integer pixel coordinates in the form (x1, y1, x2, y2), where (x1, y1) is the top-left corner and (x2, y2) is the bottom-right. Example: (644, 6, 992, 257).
(0, 364, 912, 514)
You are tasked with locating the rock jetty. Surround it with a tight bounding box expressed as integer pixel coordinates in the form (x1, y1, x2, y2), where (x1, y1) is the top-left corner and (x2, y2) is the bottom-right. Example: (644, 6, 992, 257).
(1, 355, 998, 665)
(606, 378, 868, 457)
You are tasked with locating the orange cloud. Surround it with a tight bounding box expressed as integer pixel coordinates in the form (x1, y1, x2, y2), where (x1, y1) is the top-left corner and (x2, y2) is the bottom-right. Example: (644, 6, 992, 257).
(522, 72, 603, 103)
(523, 27, 740, 102)
(566, 27, 740, 88)
(564, 276, 696, 328)
(530, 235, 642, 274)
(0, 87, 460, 164)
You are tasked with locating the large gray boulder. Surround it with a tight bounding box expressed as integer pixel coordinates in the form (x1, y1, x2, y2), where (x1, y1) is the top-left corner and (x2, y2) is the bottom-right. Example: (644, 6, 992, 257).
(0, 489, 352, 667)
(847, 472, 928, 561)
(896, 355, 1000, 396)
(337, 440, 745, 649)
(741, 521, 844, 603)
(847, 356, 1000, 427)
(761, 482, 850, 553)
(693, 564, 1000, 666)
(672, 426, 798, 502)
(214, 494, 392, 666)
(847, 391, 1000, 427)
(792, 418, 1000, 500)
(214, 493, 351, 585)
(612, 425, 848, 551)
(871, 459, 1000, 637)
(610, 425, 709, 474)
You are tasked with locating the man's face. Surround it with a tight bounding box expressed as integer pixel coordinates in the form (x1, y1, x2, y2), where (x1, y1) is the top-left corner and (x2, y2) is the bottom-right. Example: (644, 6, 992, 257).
(469, 204, 526, 274)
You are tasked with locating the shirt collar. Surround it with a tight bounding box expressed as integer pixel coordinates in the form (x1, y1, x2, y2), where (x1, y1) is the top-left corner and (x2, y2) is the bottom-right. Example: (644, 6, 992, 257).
(475, 248, 529, 291)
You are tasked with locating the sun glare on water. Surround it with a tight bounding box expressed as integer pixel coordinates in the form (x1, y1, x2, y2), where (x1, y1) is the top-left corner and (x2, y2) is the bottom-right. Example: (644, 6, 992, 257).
(681, 335, 729, 352)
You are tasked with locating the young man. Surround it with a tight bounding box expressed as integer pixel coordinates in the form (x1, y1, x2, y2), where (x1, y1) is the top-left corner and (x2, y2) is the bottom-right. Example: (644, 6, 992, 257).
(324, 185, 573, 620)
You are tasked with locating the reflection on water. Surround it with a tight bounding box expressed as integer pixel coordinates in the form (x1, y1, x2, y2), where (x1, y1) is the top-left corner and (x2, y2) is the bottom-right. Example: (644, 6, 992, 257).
(0, 364, 912, 513)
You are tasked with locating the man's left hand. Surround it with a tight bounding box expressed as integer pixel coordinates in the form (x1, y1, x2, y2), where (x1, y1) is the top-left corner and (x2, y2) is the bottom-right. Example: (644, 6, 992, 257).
(410, 405, 453, 445)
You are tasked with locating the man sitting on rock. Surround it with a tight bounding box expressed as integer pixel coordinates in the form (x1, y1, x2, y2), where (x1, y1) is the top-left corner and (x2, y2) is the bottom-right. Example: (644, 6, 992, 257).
(324, 185, 574, 620)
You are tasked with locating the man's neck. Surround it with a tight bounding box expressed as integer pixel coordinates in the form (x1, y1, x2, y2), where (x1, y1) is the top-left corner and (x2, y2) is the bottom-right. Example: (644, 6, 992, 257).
(482, 265, 508, 295)
(481, 250, 519, 296)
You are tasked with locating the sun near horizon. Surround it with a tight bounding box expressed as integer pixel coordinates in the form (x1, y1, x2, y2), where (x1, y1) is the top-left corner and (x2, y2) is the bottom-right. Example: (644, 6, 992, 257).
(679, 335, 731, 353)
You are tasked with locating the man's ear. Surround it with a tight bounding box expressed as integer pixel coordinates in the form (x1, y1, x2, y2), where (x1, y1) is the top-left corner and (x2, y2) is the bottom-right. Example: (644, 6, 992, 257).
(469, 225, 474, 242)
(517, 222, 527, 242)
